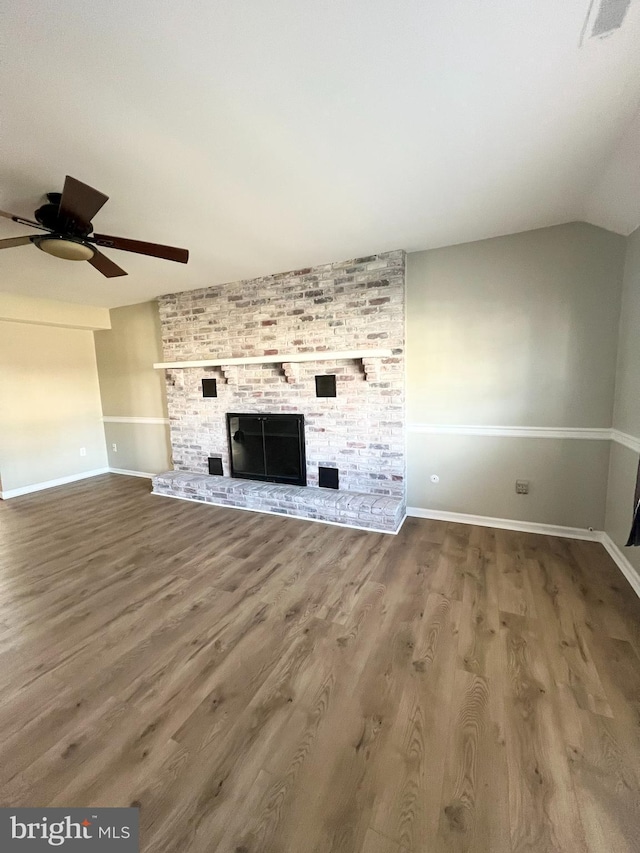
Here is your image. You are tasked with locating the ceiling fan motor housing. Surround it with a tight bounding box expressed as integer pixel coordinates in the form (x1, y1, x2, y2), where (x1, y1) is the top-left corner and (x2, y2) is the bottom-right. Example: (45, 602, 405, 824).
(34, 202, 62, 230)
(35, 192, 92, 236)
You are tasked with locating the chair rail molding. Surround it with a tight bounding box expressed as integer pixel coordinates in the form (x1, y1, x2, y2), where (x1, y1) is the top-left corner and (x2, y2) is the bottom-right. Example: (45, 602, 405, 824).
(407, 424, 613, 440)
(611, 430, 640, 453)
(102, 416, 170, 425)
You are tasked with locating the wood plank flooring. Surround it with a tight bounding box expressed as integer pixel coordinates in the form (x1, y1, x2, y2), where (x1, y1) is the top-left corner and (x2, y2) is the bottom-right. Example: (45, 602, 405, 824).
(1, 473, 640, 852)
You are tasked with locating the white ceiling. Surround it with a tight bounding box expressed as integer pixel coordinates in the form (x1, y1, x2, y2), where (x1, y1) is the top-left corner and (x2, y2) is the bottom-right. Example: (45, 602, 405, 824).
(1, 0, 640, 308)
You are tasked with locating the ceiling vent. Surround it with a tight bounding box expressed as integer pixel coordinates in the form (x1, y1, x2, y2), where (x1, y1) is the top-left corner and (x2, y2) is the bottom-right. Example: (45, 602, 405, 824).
(584, 0, 632, 40)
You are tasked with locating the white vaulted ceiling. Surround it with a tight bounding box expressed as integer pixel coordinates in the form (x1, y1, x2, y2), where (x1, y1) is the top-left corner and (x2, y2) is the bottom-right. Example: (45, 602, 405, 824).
(1, 0, 640, 307)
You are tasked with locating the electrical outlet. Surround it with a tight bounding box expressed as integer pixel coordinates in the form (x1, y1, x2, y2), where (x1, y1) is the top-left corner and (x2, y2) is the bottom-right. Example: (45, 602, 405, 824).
(515, 480, 529, 495)
(79, 447, 87, 457)
(112, 443, 118, 452)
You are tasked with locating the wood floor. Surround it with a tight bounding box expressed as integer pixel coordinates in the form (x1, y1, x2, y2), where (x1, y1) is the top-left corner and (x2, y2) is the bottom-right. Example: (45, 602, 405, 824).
(1, 475, 640, 852)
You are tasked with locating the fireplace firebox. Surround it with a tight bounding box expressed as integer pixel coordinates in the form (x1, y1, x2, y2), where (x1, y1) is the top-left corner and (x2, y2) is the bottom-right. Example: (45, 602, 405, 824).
(226, 413, 306, 486)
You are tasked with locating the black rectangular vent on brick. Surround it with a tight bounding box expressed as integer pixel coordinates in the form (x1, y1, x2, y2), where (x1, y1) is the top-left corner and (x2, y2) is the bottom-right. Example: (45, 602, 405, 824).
(315, 374, 336, 397)
(318, 466, 339, 490)
(208, 457, 223, 475)
(202, 378, 217, 398)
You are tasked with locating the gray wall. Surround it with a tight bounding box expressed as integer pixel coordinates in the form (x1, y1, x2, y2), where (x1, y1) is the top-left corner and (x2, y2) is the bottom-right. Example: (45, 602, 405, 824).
(605, 227, 640, 572)
(94, 302, 171, 474)
(408, 433, 611, 529)
(406, 222, 626, 528)
(611, 227, 640, 437)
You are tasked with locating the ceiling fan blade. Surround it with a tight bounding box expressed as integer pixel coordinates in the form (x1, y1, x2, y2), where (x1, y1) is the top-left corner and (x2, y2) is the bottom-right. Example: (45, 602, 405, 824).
(91, 233, 189, 264)
(0, 235, 33, 250)
(0, 209, 53, 232)
(88, 249, 128, 278)
(58, 176, 109, 228)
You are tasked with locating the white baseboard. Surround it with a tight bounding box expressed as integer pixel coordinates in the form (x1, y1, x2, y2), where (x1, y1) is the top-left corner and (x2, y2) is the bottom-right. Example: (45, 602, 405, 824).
(151, 490, 404, 535)
(108, 468, 155, 479)
(406, 506, 600, 541)
(599, 533, 640, 598)
(0, 468, 110, 500)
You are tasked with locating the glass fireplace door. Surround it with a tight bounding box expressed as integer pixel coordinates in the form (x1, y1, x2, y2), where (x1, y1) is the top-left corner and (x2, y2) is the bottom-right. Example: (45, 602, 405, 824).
(264, 417, 303, 483)
(228, 416, 266, 478)
(227, 414, 306, 486)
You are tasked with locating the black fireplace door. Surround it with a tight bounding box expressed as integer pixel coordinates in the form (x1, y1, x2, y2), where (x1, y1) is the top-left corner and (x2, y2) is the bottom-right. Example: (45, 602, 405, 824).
(227, 414, 306, 486)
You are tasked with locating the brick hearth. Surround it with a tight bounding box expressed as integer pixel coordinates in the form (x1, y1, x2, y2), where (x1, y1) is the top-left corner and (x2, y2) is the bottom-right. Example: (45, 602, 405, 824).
(152, 471, 405, 533)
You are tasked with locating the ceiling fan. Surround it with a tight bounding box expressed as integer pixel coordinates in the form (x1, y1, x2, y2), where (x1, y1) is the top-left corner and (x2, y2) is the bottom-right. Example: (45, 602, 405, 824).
(0, 176, 189, 278)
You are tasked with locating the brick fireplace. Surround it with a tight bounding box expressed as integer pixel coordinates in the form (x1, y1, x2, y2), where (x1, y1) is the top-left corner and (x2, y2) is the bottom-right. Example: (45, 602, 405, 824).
(152, 250, 406, 531)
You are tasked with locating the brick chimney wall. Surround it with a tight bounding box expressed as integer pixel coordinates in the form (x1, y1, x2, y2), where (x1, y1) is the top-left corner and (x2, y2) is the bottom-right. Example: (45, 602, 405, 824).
(157, 250, 405, 500)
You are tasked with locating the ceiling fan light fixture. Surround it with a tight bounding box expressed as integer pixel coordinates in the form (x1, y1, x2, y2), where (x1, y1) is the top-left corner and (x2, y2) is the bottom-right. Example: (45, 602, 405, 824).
(2, 175, 189, 278)
(36, 236, 95, 261)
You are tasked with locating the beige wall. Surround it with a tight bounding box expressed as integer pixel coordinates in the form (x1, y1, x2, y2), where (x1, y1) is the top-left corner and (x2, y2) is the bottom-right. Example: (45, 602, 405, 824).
(406, 223, 626, 528)
(605, 227, 640, 573)
(102, 421, 171, 475)
(94, 302, 171, 473)
(0, 320, 107, 494)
